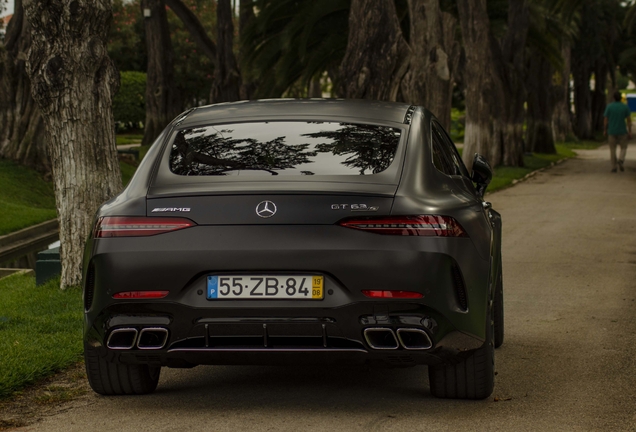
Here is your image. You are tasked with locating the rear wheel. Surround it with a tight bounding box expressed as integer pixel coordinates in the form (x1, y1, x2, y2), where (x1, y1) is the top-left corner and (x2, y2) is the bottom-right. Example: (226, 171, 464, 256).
(428, 307, 494, 399)
(84, 346, 160, 395)
(494, 270, 504, 348)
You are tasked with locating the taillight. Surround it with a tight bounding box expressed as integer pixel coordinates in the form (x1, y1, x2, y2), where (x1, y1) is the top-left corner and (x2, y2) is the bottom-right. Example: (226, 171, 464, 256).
(338, 215, 467, 237)
(362, 290, 423, 299)
(113, 291, 169, 299)
(94, 216, 196, 238)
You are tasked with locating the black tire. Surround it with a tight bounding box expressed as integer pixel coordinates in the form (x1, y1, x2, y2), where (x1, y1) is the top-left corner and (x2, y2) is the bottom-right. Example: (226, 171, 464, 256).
(428, 307, 495, 400)
(84, 347, 160, 395)
(494, 270, 504, 348)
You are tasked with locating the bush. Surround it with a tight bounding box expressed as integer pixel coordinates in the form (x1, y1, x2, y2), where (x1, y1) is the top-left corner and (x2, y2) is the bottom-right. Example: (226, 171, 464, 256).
(113, 71, 146, 129)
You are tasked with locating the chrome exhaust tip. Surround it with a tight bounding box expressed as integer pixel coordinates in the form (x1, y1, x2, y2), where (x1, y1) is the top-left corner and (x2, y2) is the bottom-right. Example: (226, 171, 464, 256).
(396, 328, 433, 350)
(363, 328, 399, 350)
(137, 328, 169, 350)
(106, 328, 138, 350)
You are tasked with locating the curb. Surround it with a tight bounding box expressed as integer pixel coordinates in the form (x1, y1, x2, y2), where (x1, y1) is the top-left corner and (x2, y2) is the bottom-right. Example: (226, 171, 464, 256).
(488, 158, 568, 195)
(0, 220, 59, 264)
(511, 158, 568, 185)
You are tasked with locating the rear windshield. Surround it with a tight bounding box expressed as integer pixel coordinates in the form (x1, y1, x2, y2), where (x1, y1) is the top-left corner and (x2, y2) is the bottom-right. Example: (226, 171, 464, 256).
(169, 121, 402, 176)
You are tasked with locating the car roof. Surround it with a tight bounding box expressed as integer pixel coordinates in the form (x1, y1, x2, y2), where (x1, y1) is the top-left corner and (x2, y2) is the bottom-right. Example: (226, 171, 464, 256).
(177, 99, 415, 128)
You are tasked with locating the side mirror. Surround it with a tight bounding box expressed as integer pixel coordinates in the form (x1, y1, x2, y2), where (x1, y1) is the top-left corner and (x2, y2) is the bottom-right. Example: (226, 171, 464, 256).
(471, 153, 492, 197)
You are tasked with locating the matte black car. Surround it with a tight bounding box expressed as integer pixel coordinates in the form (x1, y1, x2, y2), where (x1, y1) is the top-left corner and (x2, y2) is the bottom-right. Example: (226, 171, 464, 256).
(83, 99, 503, 400)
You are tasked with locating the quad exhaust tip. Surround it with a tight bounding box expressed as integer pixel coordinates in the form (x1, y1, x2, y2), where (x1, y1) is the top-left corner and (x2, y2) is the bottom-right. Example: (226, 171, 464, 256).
(364, 327, 433, 351)
(364, 328, 399, 350)
(106, 328, 138, 350)
(137, 328, 169, 350)
(396, 328, 433, 350)
(106, 327, 169, 350)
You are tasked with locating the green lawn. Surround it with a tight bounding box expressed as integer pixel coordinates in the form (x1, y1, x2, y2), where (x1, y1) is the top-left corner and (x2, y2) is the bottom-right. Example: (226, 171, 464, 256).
(0, 160, 57, 236)
(0, 158, 140, 236)
(487, 144, 576, 192)
(115, 134, 143, 146)
(0, 273, 83, 399)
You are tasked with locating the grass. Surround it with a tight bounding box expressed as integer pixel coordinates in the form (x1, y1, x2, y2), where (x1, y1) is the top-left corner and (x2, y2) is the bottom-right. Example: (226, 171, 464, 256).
(487, 144, 575, 192)
(0, 160, 57, 236)
(0, 139, 144, 235)
(115, 134, 143, 146)
(0, 273, 83, 399)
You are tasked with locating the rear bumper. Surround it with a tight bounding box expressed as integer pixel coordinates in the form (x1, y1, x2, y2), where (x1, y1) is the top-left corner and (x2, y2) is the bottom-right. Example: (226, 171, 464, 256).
(85, 301, 484, 368)
(83, 225, 491, 367)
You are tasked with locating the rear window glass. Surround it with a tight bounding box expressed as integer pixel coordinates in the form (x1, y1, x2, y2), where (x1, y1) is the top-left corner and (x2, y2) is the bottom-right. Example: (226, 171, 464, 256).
(169, 121, 402, 176)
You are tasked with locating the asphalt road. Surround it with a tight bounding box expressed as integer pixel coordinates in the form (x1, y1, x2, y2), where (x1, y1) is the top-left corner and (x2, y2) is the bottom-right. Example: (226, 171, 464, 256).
(17, 145, 636, 431)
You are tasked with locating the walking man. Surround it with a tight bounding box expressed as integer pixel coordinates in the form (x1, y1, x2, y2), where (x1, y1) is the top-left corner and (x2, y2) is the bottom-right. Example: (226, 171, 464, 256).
(604, 91, 632, 172)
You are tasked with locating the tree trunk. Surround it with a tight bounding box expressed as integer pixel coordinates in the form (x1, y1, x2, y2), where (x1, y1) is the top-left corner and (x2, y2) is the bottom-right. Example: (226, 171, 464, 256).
(339, 0, 410, 101)
(571, 45, 593, 140)
(456, 0, 503, 168)
(141, 0, 180, 146)
(0, 0, 49, 174)
(591, 60, 608, 134)
(211, 0, 241, 103)
(239, 0, 256, 100)
(526, 51, 556, 154)
(23, 0, 123, 288)
(551, 42, 574, 142)
(165, 0, 217, 65)
(402, 0, 458, 131)
(497, 0, 529, 167)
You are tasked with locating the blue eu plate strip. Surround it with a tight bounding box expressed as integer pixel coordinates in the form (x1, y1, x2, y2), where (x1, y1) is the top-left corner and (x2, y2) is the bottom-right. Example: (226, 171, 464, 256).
(207, 276, 218, 299)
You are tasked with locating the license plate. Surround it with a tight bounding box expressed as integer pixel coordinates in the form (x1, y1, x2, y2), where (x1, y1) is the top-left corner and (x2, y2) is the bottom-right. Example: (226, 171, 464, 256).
(207, 275, 324, 300)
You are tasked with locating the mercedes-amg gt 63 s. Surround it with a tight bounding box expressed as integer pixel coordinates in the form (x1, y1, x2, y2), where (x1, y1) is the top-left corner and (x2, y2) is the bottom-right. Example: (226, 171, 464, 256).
(83, 99, 503, 399)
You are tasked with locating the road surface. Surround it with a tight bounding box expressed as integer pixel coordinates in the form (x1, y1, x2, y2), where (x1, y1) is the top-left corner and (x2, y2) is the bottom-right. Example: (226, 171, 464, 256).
(15, 145, 636, 431)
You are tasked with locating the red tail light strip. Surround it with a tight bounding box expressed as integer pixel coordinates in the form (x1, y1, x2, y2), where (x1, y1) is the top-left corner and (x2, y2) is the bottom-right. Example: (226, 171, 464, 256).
(339, 215, 467, 237)
(362, 290, 423, 299)
(95, 217, 196, 238)
(113, 291, 170, 299)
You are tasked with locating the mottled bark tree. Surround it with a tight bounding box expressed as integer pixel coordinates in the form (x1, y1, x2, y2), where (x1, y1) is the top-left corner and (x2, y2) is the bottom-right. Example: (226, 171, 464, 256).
(458, 0, 529, 168)
(526, 51, 556, 153)
(495, 0, 529, 166)
(551, 42, 574, 142)
(23, 0, 122, 288)
(0, 0, 48, 173)
(141, 0, 180, 146)
(339, 0, 410, 101)
(456, 0, 503, 168)
(402, 0, 459, 131)
(211, 0, 241, 103)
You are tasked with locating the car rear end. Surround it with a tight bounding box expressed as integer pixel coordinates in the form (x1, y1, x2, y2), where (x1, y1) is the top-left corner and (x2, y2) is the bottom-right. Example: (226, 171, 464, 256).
(83, 101, 490, 391)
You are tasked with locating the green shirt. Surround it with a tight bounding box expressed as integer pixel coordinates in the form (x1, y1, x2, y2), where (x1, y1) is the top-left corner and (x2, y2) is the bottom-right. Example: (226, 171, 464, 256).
(604, 102, 631, 136)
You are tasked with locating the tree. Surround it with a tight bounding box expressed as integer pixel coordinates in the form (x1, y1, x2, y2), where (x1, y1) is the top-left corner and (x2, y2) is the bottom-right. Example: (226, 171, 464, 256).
(241, 0, 349, 98)
(339, 0, 410, 101)
(141, 0, 181, 146)
(0, 0, 49, 174)
(402, 0, 459, 131)
(456, 0, 505, 167)
(211, 0, 241, 102)
(23, 0, 122, 288)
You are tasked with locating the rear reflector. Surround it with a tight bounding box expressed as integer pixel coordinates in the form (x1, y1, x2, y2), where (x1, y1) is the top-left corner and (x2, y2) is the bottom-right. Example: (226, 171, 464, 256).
(338, 215, 467, 237)
(362, 290, 423, 299)
(113, 291, 169, 299)
(95, 216, 195, 238)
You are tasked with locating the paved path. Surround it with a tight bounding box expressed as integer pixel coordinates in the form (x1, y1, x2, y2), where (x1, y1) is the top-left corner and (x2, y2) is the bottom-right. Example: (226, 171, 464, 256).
(17, 145, 636, 431)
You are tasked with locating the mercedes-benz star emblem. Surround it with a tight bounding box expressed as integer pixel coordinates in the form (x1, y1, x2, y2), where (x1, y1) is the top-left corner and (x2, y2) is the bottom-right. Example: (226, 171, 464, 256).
(256, 201, 277, 218)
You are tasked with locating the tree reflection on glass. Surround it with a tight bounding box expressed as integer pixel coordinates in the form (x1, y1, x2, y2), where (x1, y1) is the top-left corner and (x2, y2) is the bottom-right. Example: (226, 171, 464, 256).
(303, 123, 400, 174)
(170, 127, 317, 175)
(169, 122, 402, 176)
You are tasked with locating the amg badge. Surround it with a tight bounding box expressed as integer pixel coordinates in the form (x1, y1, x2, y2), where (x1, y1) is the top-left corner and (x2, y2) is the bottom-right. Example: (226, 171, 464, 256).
(151, 207, 191, 212)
